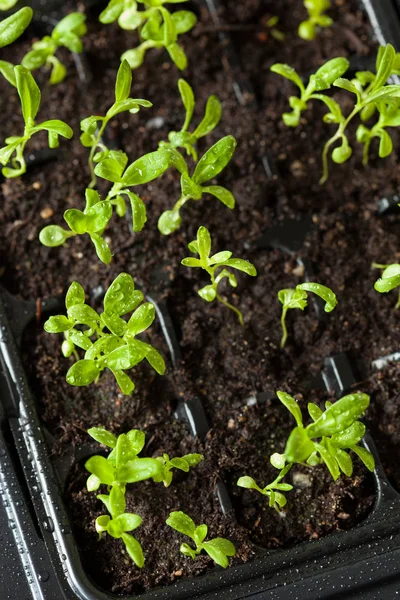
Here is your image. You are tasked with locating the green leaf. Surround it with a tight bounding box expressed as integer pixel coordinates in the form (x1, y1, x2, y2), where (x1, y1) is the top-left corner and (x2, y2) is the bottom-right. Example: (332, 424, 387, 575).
(166, 511, 196, 538)
(296, 282, 337, 312)
(193, 136, 237, 185)
(284, 426, 315, 463)
(0, 7, 33, 49)
(145, 347, 166, 375)
(314, 57, 349, 87)
(127, 430, 146, 455)
(53, 12, 86, 36)
(308, 403, 323, 421)
(94, 157, 124, 183)
(106, 343, 147, 371)
(109, 483, 126, 519)
(276, 391, 303, 427)
(372, 44, 396, 91)
(333, 78, 360, 97)
(166, 43, 187, 70)
(97, 495, 112, 514)
(115, 59, 132, 102)
(169, 457, 189, 472)
(65, 281, 85, 309)
(125, 191, 147, 232)
(222, 258, 257, 276)
(0, 60, 16, 86)
(99, 0, 125, 23)
(86, 202, 113, 233)
(378, 129, 393, 157)
(202, 185, 235, 209)
(315, 442, 340, 480)
(111, 369, 135, 395)
(333, 446, 353, 477)
(180, 542, 197, 559)
(193, 524, 208, 545)
(350, 445, 375, 472)
(95, 514, 110, 532)
(87, 473, 101, 492)
(193, 96, 222, 139)
(198, 285, 216, 302)
(178, 78, 195, 131)
(104, 273, 141, 316)
(88, 427, 117, 449)
(172, 10, 197, 35)
(115, 513, 142, 532)
(375, 264, 400, 293)
(270, 63, 304, 91)
(118, 8, 143, 30)
(202, 539, 235, 568)
(85, 455, 115, 485)
(68, 303, 99, 324)
(364, 85, 400, 104)
(34, 119, 73, 139)
(121, 46, 146, 70)
(22, 48, 49, 70)
(197, 226, 212, 260)
(158, 209, 182, 235)
(90, 233, 112, 265)
(39, 225, 72, 247)
(123, 149, 170, 185)
(69, 330, 92, 351)
(64, 209, 87, 234)
(101, 313, 127, 337)
(15, 66, 41, 124)
(182, 453, 203, 467)
(332, 136, 352, 164)
(49, 56, 66, 85)
(44, 315, 72, 333)
(306, 393, 370, 438)
(127, 303, 155, 336)
(118, 457, 163, 483)
(331, 421, 366, 448)
(182, 257, 202, 268)
(237, 476, 264, 493)
(121, 532, 145, 567)
(66, 359, 101, 386)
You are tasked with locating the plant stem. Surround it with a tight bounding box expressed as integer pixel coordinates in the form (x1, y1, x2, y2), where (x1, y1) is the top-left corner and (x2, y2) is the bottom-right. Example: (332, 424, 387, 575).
(280, 307, 288, 348)
(320, 105, 361, 184)
(216, 293, 244, 325)
(88, 119, 109, 189)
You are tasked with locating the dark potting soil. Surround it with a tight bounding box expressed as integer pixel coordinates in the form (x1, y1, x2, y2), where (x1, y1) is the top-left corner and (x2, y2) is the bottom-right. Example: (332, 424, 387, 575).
(1, 0, 399, 594)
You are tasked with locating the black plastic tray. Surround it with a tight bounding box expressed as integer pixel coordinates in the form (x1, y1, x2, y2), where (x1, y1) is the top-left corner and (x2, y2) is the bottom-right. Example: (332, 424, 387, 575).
(2, 1, 400, 599)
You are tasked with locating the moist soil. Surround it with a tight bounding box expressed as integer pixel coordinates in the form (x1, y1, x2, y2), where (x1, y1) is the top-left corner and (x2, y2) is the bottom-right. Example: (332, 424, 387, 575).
(1, 0, 400, 595)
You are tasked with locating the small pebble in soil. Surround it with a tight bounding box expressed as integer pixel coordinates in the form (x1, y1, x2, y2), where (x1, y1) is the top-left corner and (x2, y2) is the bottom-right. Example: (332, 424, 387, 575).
(40, 207, 54, 219)
(146, 116, 166, 130)
(292, 471, 312, 489)
(32, 181, 41, 190)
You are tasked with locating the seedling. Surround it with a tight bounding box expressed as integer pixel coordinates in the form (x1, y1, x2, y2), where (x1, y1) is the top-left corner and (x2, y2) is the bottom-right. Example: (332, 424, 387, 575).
(166, 511, 236, 568)
(373, 262, 400, 308)
(237, 464, 293, 513)
(0, 7, 32, 49)
(0, 66, 73, 177)
(271, 45, 400, 182)
(95, 484, 145, 567)
(158, 135, 237, 235)
(100, 0, 197, 71)
(265, 16, 285, 42)
(19, 13, 86, 85)
(164, 78, 222, 160)
(182, 226, 257, 325)
(278, 282, 337, 348)
(43, 273, 166, 395)
(85, 426, 203, 490)
(270, 391, 375, 480)
(298, 0, 333, 41)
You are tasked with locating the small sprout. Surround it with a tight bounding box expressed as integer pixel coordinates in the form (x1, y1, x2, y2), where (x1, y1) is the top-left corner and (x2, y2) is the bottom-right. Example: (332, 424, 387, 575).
(154, 453, 203, 487)
(0, 7, 32, 49)
(165, 78, 222, 160)
(272, 391, 375, 481)
(95, 484, 145, 567)
(271, 44, 400, 182)
(100, 0, 197, 71)
(19, 13, 86, 85)
(43, 273, 166, 394)
(0, 66, 73, 177)
(166, 511, 236, 568)
(373, 262, 400, 308)
(182, 226, 257, 325)
(237, 464, 293, 513)
(158, 135, 237, 235)
(278, 282, 337, 348)
(265, 16, 285, 42)
(298, 0, 333, 41)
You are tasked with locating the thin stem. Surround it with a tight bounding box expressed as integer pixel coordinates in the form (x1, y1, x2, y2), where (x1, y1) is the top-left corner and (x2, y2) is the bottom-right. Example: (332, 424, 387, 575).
(362, 137, 371, 166)
(88, 118, 109, 189)
(280, 307, 288, 348)
(216, 293, 244, 326)
(396, 290, 400, 310)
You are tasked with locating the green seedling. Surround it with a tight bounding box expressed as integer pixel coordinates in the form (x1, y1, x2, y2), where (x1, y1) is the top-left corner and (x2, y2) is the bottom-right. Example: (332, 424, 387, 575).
(270, 391, 375, 480)
(0, 66, 72, 177)
(100, 0, 197, 71)
(18, 13, 86, 85)
(164, 78, 222, 160)
(43, 273, 165, 395)
(0, 7, 32, 49)
(237, 464, 293, 513)
(182, 226, 257, 325)
(158, 135, 237, 235)
(373, 262, 400, 308)
(278, 282, 337, 348)
(166, 511, 236, 568)
(95, 484, 145, 567)
(85, 426, 203, 491)
(271, 44, 400, 182)
(298, 0, 333, 41)
(265, 16, 285, 42)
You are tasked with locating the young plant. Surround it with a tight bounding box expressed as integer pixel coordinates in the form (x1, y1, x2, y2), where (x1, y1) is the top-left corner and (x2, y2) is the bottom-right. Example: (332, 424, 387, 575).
(0, 7, 32, 49)
(270, 391, 375, 481)
(181, 226, 257, 325)
(373, 262, 400, 308)
(298, 0, 333, 41)
(278, 282, 337, 348)
(19, 13, 86, 85)
(164, 78, 221, 160)
(43, 273, 166, 395)
(95, 484, 145, 567)
(271, 44, 400, 182)
(100, 0, 197, 71)
(166, 511, 236, 568)
(158, 135, 237, 235)
(85, 426, 203, 491)
(237, 464, 293, 513)
(0, 66, 73, 177)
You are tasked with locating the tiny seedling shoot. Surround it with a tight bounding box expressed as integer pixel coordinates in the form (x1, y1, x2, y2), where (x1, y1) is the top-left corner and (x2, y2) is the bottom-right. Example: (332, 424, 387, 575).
(237, 464, 293, 514)
(278, 282, 337, 348)
(0, 66, 73, 177)
(373, 262, 400, 308)
(99, 0, 197, 71)
(43, 273, 165, 395)
(166, 511, 236, 568)
(0, 7, 32, 49)
(298, 0, 333, 41)
(271, 44, 400, 182)
(182, 226, 257, 325)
